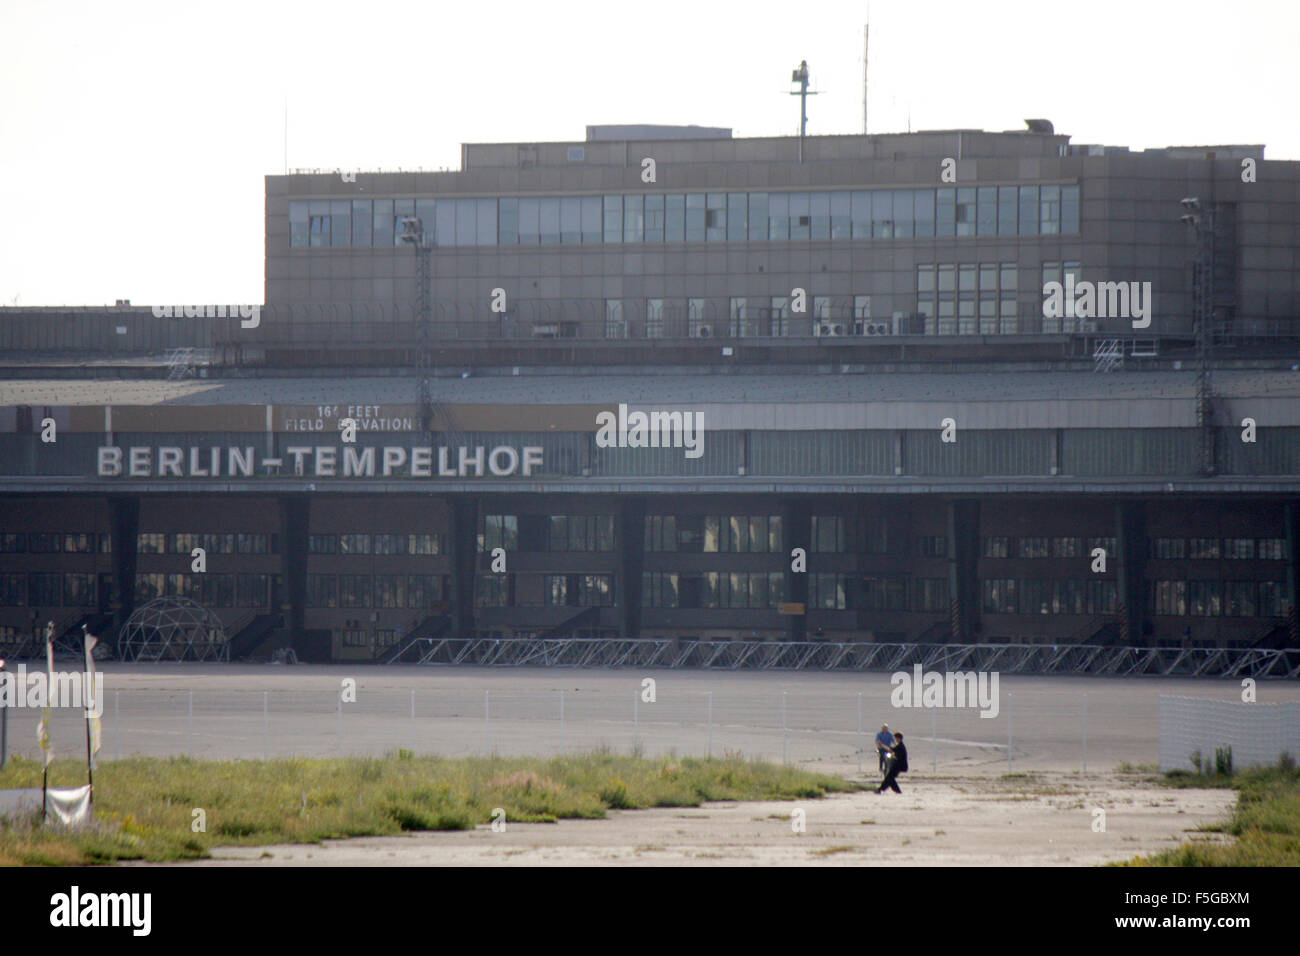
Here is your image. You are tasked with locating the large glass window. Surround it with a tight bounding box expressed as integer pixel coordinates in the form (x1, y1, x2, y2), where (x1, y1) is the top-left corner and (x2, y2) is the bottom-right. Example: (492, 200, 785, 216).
(998, 186, 1017, 236)
(290, 200, 309, 247)
(623, 194, 644, 243)
(539, 197, 560, 244)
(1061, 184, 1080, 234)
(498, 197, 519, 245)
(727, 193, 747, 240)
(936, 188, 955, 237)
(433, 198, 455, 246)
(767, 192, 789, 240)
(1018, 185, 1039, 236)
(643, 194, 665, 242)
(789, 193, 810, 240)
(603, 195, 622, 243)
(518, 197, 540, 245)
(976, 187, 997, 236)
(581, 196, 602, 243)
(809, 191, 830, 239)
(686, 193, 706, 242)
(560, 196, 582, 244)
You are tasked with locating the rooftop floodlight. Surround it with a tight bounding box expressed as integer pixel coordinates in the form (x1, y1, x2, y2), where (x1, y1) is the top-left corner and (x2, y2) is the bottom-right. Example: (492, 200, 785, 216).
(1180, 197, 1200, 210)
(399, 216, 423, 244)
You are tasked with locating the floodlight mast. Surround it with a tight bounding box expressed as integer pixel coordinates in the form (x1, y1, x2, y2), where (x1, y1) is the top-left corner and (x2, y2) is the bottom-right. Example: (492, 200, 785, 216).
(789, 60, 819, 164)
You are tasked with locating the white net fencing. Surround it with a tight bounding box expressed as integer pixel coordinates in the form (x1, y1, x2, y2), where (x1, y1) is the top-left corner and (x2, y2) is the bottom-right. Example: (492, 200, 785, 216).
(1158, 695, 1300, 773)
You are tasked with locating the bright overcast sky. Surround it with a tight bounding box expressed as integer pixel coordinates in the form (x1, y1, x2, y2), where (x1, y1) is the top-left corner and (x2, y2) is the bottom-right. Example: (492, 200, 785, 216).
(1, 0, 1296, 308)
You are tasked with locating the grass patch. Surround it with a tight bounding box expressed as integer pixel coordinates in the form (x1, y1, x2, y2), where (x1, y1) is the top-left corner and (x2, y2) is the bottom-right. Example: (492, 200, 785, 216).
(1122, 759, 1300, 866)
(0, 751, 854, 866)
(811, 845, 855, 856)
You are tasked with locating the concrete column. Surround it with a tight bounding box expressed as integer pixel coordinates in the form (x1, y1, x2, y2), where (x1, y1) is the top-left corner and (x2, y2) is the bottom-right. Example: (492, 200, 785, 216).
(783, 499, 811, 641)
(278, 495, 310, 645)
(947, 499, 980, 642)
(448, 497, 479, 638)
(1115, 500, 1148, 646)
(1285, 501, 1299, 645)
(107, 495, 140, 645)
(619, 498, 647, 639)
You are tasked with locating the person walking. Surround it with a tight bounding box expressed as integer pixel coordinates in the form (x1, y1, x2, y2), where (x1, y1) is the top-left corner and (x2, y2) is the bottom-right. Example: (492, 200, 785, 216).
(876, 732, 908, 794)
(874, 724, 895, 772)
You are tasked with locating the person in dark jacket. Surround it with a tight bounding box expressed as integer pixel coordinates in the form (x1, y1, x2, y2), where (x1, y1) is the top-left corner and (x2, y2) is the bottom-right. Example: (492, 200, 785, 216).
(876, 732, 909, 794)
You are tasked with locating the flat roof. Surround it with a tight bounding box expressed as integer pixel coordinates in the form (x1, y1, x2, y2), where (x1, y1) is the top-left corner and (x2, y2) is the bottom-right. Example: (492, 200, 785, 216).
(2, 369, 1297, 408)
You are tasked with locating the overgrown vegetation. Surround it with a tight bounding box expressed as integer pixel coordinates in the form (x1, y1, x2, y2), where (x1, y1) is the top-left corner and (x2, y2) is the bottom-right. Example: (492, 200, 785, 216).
(0, 750, 856, 866)
(1123, 755, 1300, 866)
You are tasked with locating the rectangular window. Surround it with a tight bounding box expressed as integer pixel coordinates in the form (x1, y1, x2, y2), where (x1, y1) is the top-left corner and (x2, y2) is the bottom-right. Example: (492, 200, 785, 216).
(330, 199, 350, 246)
(811, 573, 847, 610)
(1188, 580, 1221, 617)
(1050, 537, 1081, 558)
(789, 192, 810, 239)
(546, 574, 567, 607)
(727, 192, 747, 240)
(646, 298, 664, 338)
(433, 199, 454, 246)
(1040, 184, 1061, 235)
(237, 573, 269, 607)
(893, 189, 914, 238)
(578, 574, 614, 607)
(686, 193, 707, 242)
(665, 194, 685, 242)
(643, 194, 665, 243)
(1017, 537, 1049, 558)
(308, 534, 337, 555)
(63, 533, 96, 553)
(983, 536, 1011, 558)
(829, 191, 851, 238)
(135, 533, 165, 554)
(538, 197, 560, 244)
(1188, 538, 1221, 559)
(517, 197, 540, 245)
(498, 197, 519, 245)
(1223, 538, 1255, 560)
(373, 533, 406, 555)
(290, 200, 309, 247)
(373, 575, 406, 608)
(1061, 184, 1080, 234)
(474, 574, 511, 608)
(63, 573, 96, 606)
(1258, 538, 1285, 560)
(0, 533, 25, 552)
(811, 516, 845, 553)
(478, 515, 518, 552)
(976, 186, 997, 236)
(644, 515, 678, 552)
(340, 574, 371, 608)
(767, 192, 789, 240)
(339, 533, 371, 555)
(605, 299, 626, 339)
(406, 574, 444, 608)
(602, 195, 622, 244)
(1018, 186, 1039, 236)
(560, 196, 582, 244)
(917, 535, 947, 558)
(623, 194, 644, 243)
(408, 533, 442, 555)
(581, 196, 602, 243)
(871, 190, 892, 238)
(914, 189, 935, 237)
(306, 574, 337, 608)
(982, 578, 1017, 613)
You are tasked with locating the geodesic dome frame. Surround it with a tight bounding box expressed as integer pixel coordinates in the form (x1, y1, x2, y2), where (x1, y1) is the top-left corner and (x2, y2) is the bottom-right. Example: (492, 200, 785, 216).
(117, 597, 230, 662)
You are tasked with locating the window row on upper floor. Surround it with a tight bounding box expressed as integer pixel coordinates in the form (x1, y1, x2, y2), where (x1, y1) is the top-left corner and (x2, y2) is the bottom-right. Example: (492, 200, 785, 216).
(288, 184, 1081, 249)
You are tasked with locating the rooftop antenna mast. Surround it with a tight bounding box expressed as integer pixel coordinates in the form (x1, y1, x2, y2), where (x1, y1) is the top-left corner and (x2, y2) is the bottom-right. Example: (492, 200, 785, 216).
(862, 24, 869, 135)
(789, 60, 820, 163)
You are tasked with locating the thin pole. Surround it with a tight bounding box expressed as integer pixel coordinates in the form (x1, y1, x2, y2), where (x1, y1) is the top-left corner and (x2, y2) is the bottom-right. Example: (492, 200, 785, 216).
(633, 691, 639, 750)
(409, 689, 415, 754)
(559, 689, 565, 753)
(0, 691, 6, 769)
(856, 693, 862, 774)
(931, 704, 937, 774)
(263, 691, 269, 761)
(336, 693, 342, 757)
(114, 691, 119, 762)
(1082, 693, 1088, 773)
(1006, 692, 1013, 772)
(706, 691, 712, 758)
(781, 691, 787, 765)
(484, 690, 490, 755)
(188, 690, 194, 757)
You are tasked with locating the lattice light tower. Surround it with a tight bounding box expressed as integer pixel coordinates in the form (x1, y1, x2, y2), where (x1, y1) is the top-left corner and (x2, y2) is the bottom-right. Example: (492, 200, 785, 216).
(1180, 197, 1218, 476)
(399, 216, 434, 436)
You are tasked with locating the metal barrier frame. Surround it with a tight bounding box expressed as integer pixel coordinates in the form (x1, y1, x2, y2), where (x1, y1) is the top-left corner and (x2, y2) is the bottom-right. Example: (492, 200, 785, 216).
(399, 638, 1300, 678)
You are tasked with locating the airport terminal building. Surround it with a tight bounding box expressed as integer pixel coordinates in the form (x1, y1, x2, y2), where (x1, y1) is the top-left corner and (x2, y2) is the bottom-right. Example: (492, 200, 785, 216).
(1, 123, 1298, 664)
